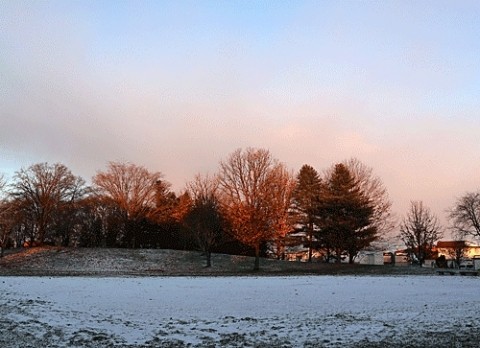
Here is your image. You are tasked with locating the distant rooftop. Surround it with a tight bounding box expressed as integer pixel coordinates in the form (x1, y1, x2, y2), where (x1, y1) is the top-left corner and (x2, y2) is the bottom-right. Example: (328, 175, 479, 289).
(437, 240, 480, 248)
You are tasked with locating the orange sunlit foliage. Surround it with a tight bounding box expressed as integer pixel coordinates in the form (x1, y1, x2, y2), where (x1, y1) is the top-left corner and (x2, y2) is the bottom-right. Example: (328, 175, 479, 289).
(218, 148, 295, 270)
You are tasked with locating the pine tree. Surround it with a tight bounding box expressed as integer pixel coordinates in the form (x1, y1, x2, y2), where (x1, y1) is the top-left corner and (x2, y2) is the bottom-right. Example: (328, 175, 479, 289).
(317, 163, 376, 263)
(292, 164, 322, 262)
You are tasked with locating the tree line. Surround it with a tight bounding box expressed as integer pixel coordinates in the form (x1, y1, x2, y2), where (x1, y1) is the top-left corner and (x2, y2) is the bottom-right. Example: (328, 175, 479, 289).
(0, 148, 478, 269)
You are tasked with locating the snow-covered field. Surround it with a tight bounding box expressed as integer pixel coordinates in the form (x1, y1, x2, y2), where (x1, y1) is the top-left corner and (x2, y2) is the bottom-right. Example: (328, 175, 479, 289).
(1, 276, 479, 347)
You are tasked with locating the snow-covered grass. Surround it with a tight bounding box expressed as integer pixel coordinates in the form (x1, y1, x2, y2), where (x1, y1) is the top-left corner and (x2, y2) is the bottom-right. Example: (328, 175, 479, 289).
(1, 275, 480, 347)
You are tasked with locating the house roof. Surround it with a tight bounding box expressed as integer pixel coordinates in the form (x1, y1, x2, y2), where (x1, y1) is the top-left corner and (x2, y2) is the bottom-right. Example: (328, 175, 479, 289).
(436, 241, 478, 248)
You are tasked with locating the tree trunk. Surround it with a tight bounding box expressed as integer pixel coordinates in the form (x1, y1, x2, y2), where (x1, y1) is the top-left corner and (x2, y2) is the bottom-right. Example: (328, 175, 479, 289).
(254, 244, 260, 271)
(38, 223, 46, 245)
(206, 251, 212, 267)
(63, 233, 70, 247)
(325, 247, 331, 263)
(335, 249, 342, 264)
(308, 223, 313, 263)
(127, 219, 137, 249)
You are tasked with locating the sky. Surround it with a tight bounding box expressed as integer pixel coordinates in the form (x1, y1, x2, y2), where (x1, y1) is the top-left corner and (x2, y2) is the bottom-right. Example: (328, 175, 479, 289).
(1, 0, 480, 232)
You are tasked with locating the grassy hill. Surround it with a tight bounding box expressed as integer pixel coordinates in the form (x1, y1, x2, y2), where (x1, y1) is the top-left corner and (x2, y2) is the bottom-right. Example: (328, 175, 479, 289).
(0, 246, 434, 276)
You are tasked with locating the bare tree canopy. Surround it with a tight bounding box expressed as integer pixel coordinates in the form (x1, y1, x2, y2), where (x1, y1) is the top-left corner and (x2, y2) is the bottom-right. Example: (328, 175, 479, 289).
(93, 162, 166, 221)
(399, 201, 442, 265)
(10, 163, 86, 244)
(449, 192, 480, 239)
(0, 174, 13, 256)
(0, 200, 16, 257)
(218, 148, 295, 270)
(0, 174, 6, 195)
(92, 162, 170, 248)
(185, 173, 224, 267)
(187, 173, 219, 203)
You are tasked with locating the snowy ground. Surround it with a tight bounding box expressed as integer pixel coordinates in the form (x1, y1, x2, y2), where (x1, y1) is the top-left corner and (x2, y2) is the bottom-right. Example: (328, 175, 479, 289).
(1, 275, 479, 347)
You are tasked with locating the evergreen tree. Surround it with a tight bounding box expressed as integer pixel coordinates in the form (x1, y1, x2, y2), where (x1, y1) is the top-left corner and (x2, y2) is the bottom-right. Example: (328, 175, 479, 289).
(317, 163, 376, 263)
(292, 164, 322, 262)
(343, 158, 394, 238)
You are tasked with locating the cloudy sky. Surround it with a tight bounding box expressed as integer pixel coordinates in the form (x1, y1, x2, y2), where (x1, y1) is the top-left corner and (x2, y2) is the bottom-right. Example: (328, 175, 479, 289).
(1, 1, 480, 228)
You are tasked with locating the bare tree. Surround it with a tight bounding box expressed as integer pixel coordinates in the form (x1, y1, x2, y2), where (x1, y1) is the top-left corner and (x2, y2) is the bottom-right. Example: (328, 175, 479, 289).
(0, 204, 11, 256)
(218, 148, 295, 270)
(92, 162, 167, 248)
(446, 237, 468, 269)
(154, 180, 179, 223)
(449, 192, 480, 239)
(10, 163, 86, 245)
(0, 199, 22, 256)
(399, 201, 442, 265)
(0, 174, 6, 194)
(93, 162, 165, 220)
(171, 191, 192, 223)
(185, 174, 223, 267)
(0, 174, 12, 256)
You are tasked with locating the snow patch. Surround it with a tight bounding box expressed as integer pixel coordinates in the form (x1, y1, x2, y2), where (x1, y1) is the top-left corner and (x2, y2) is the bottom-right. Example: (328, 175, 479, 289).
(1, 276, 480, 347)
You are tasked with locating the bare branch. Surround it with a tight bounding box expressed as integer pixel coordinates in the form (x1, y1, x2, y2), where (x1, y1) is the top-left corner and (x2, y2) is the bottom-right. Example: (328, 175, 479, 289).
(93, 162, 166, 221)
(449, 192, 480, 239)
(10, 163, 86, 244)
(399, 201, 442, 265)
(343, 158, 395, 237)
(218, 148, 295, 270)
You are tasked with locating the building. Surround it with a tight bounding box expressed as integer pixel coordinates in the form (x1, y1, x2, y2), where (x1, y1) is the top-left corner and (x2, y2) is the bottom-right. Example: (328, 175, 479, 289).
(436, 241, 480, 259)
